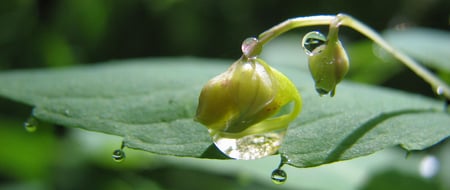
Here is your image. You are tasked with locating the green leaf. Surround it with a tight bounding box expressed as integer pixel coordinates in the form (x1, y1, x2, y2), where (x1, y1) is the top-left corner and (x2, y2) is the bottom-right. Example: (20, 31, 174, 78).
(279, 70, 450, 167)
(384, 27, 450, 72)
(345, 40, 403, 84)
(0, 58, 226, 158)
(0, 58, 449, 168)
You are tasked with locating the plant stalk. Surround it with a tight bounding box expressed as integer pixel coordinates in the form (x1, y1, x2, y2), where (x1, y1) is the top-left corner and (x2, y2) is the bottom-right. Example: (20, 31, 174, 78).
(257, 13, 450, 100)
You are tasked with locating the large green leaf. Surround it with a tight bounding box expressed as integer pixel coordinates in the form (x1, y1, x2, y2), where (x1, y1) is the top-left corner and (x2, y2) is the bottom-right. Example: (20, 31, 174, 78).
(0, 58, 449, 168)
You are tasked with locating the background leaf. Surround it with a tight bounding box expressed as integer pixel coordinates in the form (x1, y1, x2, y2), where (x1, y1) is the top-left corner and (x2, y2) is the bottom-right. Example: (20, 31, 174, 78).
(345, 40, 403, 84)
(384, 27, 450, 72)
(0, 58, 448, 168)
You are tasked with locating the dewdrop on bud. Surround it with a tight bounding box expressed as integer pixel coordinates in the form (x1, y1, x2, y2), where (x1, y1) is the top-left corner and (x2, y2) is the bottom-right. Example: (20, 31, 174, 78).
(302, 31, 349, 97)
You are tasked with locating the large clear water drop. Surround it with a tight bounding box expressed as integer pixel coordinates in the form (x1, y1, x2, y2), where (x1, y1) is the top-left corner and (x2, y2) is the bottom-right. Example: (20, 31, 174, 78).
(211, 130, 285, 160)
(302, 31, 327, 56)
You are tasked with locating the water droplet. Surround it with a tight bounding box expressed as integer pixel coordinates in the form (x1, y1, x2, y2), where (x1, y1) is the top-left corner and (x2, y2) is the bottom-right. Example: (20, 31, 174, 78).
(302, 31, 327, 56)
(211, 131, 285, 160)
(241, 37, 261, 58)
(271, 169, 287, 185)
(316, 87, 330, 96)
(112, 149, 126, 162)
(435, 86, 444, 96)
(23, 117, 39, 132)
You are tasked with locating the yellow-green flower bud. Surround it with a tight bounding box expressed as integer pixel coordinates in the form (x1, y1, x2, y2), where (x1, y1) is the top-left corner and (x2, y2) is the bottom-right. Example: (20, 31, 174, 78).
(302, 31, 349, 97)
(195, 57, 302, 139)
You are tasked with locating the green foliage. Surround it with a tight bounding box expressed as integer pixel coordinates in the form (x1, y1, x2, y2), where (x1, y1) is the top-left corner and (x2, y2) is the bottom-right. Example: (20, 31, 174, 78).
(1, 1, 449, 189)
(0, 58, 448, 168)
(346, 40, 403, 84)
(0, 117, 56, 179)
(384, 28, 450, 72)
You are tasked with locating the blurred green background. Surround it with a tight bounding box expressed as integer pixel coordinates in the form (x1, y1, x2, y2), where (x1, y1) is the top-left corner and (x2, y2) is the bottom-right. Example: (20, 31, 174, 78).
(1, 0, 449, 189)
(1, 0, 448, 68)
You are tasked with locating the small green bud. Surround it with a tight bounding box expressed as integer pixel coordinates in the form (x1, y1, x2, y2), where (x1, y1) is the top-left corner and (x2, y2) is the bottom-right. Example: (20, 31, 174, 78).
(195, 57, 301, 138)
(302, 31, 349, 97)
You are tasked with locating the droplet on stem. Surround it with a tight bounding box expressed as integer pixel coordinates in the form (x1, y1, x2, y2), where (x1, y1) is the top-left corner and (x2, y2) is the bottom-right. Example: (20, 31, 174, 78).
(241, 37, 261, 58)
(435, 86, 444, 96)
(301, 31, 327, 56)
(23, 116, 39, 132)
(271, 168, 287, 185)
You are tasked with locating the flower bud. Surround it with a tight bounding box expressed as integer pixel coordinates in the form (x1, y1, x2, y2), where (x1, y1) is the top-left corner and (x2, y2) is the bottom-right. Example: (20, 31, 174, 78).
(195, 57, 302, 139)
(302, 31, 349, 97)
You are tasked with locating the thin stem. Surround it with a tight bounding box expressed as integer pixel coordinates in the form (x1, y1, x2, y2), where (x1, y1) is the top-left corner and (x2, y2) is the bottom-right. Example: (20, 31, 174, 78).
(323, 16, 341, 51)
(258, 16, 335, 45)
(336, 14, 450, 99)
(256, 14, 450, 100)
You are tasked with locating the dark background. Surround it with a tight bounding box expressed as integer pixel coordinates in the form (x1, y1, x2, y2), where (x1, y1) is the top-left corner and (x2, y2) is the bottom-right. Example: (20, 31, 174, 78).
(1, 0, 448, 69)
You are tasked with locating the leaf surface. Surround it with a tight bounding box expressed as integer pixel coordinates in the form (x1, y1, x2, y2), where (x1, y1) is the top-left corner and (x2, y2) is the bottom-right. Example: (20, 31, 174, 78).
(0, 58, 448, 167)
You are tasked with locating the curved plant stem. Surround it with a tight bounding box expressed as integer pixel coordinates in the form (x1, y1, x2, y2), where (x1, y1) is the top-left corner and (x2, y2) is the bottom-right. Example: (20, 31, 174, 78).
(258, 15, 336, 45)
(257, 13, 450, 100)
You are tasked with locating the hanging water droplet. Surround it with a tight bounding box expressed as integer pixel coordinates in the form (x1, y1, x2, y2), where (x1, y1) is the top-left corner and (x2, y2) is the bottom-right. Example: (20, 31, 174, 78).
(112, 149, 126, 162)
(241, 37, 261, 58)
(23, 117, 39, 132)
(302, 31, 327, 56)
(270, 154, 289, 184)
(271, 168, 287, 185)
(316, 87, 330, 96)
